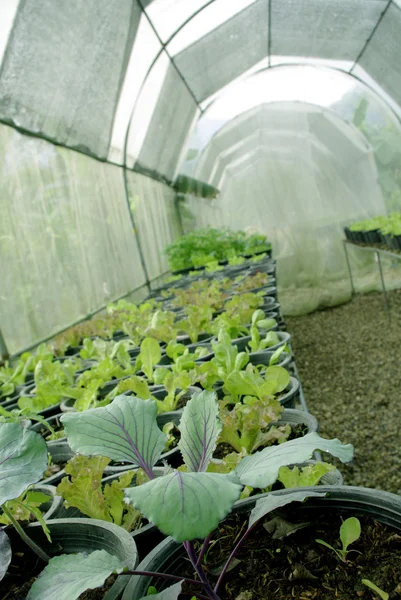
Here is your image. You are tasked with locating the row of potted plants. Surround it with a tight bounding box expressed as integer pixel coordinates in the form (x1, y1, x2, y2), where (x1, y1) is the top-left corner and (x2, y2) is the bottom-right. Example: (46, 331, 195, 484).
(163, 226, 272, 273)
(344, 212, 401, 251)
(1, 250, 399, 599)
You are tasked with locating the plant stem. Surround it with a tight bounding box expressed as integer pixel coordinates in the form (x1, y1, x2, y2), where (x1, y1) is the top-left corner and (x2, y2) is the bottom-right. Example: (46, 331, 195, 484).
(184, 541, 221, 600)
(214, 523, 257, 593)
(196, 531, 214, 566)
(2, 504, 50, 563)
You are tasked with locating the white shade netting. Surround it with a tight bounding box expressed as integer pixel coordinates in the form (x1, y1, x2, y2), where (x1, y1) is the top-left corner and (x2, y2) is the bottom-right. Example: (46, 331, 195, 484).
(182, 102, 394, 315)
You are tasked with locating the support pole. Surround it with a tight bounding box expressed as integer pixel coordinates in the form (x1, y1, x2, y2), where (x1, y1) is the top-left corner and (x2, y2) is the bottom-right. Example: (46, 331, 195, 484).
(343, 240, 355, 296)
(0, 327, 10, 363)
(375, 250, 391, 321)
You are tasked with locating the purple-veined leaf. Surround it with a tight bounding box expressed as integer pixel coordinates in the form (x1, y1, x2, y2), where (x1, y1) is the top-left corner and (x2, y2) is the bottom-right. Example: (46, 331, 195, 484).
(235, 432, 353, 488)
(0, 423, 47, 505)
(61, 396, 167, 476)
(124, 471, 242, 542)
(0, 529, 11, 581)
(249, 490, 326, 528)
(27, 550, 125, 600)
(178, 390, 221, 472)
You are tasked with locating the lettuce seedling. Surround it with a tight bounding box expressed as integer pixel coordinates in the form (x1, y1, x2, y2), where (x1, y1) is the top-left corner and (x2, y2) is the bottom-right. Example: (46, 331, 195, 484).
(316, 517, 361, 562)
(136, 338, 162, 382)
(59, 392, 353, 600)
(57, 455, 142, 531)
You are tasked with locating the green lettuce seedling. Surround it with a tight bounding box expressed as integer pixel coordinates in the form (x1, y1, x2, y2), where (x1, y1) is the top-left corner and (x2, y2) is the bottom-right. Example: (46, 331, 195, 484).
(316, 516, 361, 562)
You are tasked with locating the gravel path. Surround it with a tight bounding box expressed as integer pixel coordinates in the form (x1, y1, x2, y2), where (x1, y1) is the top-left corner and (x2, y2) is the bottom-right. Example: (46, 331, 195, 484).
(286, 290, 401, 493)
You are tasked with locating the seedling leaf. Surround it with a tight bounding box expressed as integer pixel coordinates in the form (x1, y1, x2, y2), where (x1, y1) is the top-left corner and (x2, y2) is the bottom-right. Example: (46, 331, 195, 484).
(249, 490, 326, 528)
(178, 390, 222, 472)
(124, 471, 242, 542)
(27, 550, 125, 600)
(340, 517, 361, 552)
(361, 579, 389, 600)
(0, 529, 11, 581)
(61, 395, 167, 476)
(0, 423, 48, 505)
(235, 432, 353, 488)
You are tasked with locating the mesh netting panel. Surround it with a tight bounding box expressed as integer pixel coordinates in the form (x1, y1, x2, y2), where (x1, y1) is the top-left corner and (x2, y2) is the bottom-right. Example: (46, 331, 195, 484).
(173, 0, 268, 102)
(127, 171, 181, 280)
(136, 63, 198, 180)
(0, 125, 145, 355)
(358, 4, 401, 109)
(0, 0, 140, 159)
(183, 104, 387, 314)
(271, 0, 386, 60)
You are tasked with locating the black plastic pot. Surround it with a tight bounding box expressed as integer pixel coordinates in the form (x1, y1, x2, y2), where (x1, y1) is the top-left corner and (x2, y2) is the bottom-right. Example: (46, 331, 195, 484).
(56, 467, 167, 561)
(278, 376, 300, 408)
(30, 412, 67, 444)
(390, 234, 401, 251)
(176, 333, 213, 346)
(120, 486, 401, 599)
(248, 349, 292, 370)
(232, 330, 291, 354)
(15, 518, 138, 579)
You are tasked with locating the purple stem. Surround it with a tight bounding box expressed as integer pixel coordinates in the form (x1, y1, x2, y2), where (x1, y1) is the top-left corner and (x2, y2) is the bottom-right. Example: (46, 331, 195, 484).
(184, 541, 221, 600)
(122, 570, 201, 586)
(196, 531, 214, 566)
(214, 523, 257, 593)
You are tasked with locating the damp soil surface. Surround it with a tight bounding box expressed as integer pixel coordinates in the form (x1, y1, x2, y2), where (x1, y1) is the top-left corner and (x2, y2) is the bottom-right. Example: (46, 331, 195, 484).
(286, 290, 401, 493)
(182, 511, 401, 599)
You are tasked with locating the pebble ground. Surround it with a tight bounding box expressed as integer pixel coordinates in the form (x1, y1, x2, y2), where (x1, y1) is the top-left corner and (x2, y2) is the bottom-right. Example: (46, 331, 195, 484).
(286, 290, 401, 493)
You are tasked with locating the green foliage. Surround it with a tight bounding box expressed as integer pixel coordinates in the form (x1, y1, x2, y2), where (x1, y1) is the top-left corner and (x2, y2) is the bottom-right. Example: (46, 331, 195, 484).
(164, 227, 271, 271)
(316, 516, 361, 562)
(277, 462, 336, 488)
(26, 550, 126, 600)
(137, 338, 162, 382)
(57, 455, 141, 531)
(361, 579, 389, 600)
(0, 423, 48, 506)
(218, 396, 287, 453)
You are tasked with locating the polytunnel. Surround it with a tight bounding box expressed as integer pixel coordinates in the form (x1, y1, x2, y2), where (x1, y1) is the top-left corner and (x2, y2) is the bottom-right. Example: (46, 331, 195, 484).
(2, 0, 401, 355)
(4, 2, 401, 597)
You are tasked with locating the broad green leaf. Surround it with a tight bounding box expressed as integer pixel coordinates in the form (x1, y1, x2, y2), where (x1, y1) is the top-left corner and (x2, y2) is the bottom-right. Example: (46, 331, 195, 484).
(61, 396, 167, 474)
(178, 390, 222, 472)
(256, 318, 277, 330)
(249, 490, 326, 528)
(251, 309, 265, 326)
(268, 345, 287, 366)
(236, 433, 353, 488)
(340, 517, 361, 551)
(0, 423, 48, 505)
(139, 582, 182, 600)
(264, 366, 290, 393)
(27, 550, 125, 600)
(140, 338, 162, 380)
(0, 529, 11, 581)
(124, 471, 242, 542)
